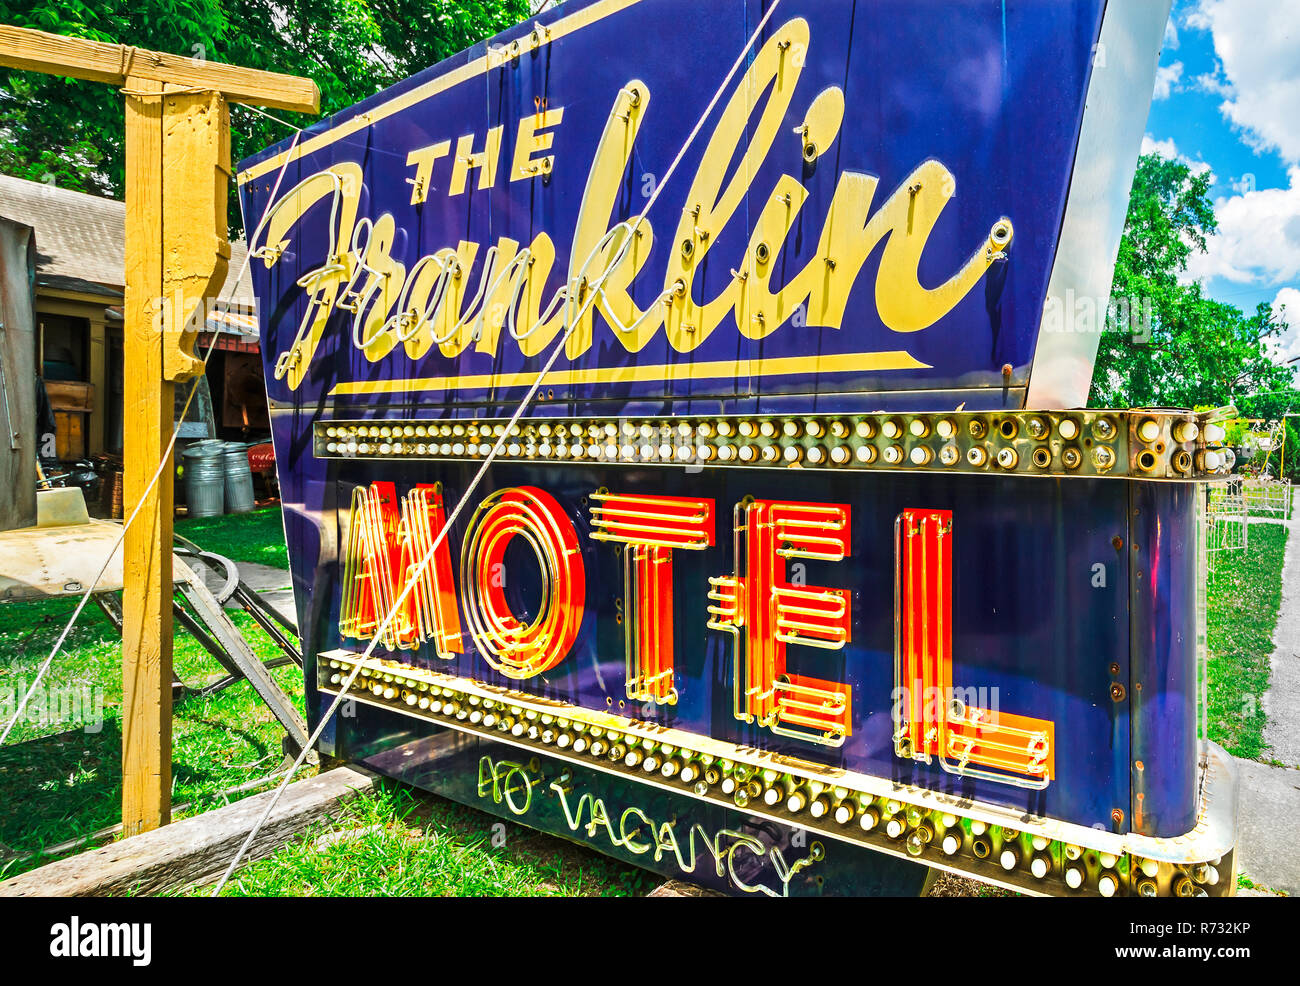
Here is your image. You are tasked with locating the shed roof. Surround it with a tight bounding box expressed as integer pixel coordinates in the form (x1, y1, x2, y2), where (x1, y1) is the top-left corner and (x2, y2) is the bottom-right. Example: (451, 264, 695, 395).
(0, 172, 253, 305)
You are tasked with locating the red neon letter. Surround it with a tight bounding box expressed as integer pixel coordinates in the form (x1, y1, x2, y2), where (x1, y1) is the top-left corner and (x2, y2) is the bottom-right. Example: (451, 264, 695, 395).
(894, 508, 1054, 787)
(339, 481, 463, 655)
(589, 492, 715, 705)
(398, 485, 464, 658)
(461, 486, 584, 679)
(708, 499, 852, 746)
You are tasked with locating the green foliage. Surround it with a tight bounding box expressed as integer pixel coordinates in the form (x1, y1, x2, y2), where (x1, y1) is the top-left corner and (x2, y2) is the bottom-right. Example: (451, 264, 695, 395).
(0, 0, 530, 224)
(1236, 389, 1300, 421)
(1284, 420, 1300, 483)
(1237, 871, 1289, 896)
(1089, 154, 1297, 408)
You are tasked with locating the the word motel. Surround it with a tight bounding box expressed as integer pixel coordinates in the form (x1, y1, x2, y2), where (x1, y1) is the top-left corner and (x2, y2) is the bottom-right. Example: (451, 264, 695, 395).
(339, 482, 1052, 784)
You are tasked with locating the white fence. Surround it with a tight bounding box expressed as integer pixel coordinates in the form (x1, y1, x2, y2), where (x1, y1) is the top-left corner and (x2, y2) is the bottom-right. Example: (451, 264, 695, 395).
(1204, 478, 1293, 570)
(1241, 478, 1293, 520)
(1206, 480, 1248, 569)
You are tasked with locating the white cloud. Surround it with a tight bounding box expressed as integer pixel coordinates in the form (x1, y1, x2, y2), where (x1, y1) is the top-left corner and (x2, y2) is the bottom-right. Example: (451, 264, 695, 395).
(1153, 61, 1184, 100)
(1191, 67, 1231, 97)
(1186, 0, 1300, 164)
(1141, 134, 1178, 158)
(1269, 287, 1300, 364)
(1140, 134, 1213, 176)
(1182, 3, 1212, 30)
(1164, 17, 1180, 50)
(1185, 168, 1300, 285)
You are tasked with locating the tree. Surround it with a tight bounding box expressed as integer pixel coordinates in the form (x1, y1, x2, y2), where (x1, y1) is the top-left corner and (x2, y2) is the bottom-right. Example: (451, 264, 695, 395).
(0, 0, 530, 227)
(1089, 153, 1296, 408)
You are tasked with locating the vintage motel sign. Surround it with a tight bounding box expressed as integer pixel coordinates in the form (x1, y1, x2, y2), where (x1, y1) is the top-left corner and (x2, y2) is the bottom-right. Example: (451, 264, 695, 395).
(240, 0, 1239, 896)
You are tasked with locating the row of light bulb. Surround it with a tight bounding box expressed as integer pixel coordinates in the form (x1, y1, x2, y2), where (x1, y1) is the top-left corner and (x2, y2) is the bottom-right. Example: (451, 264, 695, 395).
(316, 412, 1222, 476)
(319, 414, 1095, 446)
(324, 656, 1225, 896)
(318, 413, 1215, 445)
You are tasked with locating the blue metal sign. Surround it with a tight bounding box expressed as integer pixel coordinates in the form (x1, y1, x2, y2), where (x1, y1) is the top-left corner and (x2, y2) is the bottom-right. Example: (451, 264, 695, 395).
(239, 0, 1239, 896)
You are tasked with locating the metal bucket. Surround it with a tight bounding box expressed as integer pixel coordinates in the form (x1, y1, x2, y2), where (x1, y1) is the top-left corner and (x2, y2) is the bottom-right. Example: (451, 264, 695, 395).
(182, 440, 225, 518)
(222, 442, 255, 514)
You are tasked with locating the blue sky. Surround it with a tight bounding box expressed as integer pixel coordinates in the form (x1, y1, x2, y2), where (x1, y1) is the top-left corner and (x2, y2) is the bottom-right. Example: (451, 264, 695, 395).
(1142, 0, 1300, 363)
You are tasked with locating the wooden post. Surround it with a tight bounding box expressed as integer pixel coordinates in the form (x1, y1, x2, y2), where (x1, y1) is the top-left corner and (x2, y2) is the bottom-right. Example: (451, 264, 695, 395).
(0, 23, 318, 836)
(121, 85, 232, 834)
(121, 77, 173, 834)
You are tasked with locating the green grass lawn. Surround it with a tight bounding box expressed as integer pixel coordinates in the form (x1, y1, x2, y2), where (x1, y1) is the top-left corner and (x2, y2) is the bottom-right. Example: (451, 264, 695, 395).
(0, 505, 296, 875)
(0, 590, 302, 877)
(1206, 522, 1290, 760)
(203, 783, 656, 897)
(176, 506, 289, 569)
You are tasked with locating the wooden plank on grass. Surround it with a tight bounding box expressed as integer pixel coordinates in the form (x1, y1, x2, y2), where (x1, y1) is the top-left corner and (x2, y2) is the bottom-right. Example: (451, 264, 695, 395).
(0, 766, 376, 897)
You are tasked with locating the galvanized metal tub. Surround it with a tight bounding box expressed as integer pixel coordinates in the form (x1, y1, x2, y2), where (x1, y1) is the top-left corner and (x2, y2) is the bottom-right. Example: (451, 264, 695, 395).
(222, 442, 255, 514)
(182, 440, 225, 518)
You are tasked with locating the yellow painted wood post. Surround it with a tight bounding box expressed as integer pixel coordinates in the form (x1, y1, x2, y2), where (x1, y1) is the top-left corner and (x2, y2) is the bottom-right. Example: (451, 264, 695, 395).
(120, 82, 231, 834)
(122, 76, 172, 835)
(161, 89, 231, 384)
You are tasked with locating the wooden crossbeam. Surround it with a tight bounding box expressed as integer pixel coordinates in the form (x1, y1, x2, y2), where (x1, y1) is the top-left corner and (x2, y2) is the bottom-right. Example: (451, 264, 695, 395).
(0, 24, 319, 113)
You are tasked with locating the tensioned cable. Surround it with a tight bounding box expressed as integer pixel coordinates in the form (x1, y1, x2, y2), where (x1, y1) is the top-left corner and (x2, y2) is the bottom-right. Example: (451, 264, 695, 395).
(211, 0, 786, 894)
(0, 122, 304, 746)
